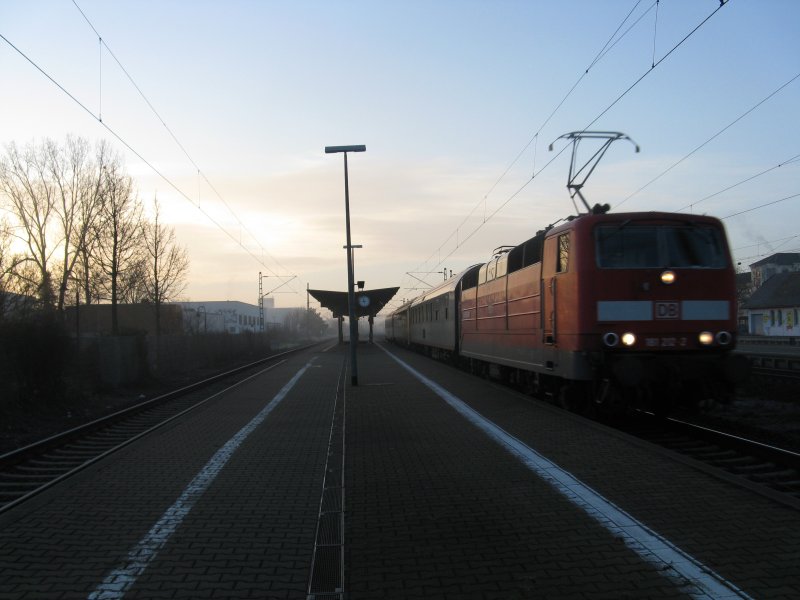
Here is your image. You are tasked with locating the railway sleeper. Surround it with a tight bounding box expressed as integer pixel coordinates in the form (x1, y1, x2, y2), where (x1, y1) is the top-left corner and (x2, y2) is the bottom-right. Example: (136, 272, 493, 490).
(10, 465, 72, 475)
(0, 485, 36, 494)
(0, 473, 53, 486)
(728, 462, 779, 475)
(746, 469, 800, 483)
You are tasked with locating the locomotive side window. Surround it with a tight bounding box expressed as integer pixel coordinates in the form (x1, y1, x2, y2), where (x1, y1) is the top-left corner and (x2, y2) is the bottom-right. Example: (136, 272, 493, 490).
(504, 232, 543, 274)
(461, 264, 480, 289)
(557, 234, 570, 273)
(596, 225, 727, 269)
(507, 245, 523, 272)
(525, 235, 543, 267)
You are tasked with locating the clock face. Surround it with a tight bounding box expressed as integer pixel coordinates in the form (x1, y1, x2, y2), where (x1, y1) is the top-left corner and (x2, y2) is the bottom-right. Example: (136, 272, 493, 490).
(358, 295, 370, 308)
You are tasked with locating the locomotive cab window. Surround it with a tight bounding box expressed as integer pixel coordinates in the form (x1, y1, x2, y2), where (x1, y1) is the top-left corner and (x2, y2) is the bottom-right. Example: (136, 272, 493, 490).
(595, 225, 727, 269)
(557, 234, 570, 273)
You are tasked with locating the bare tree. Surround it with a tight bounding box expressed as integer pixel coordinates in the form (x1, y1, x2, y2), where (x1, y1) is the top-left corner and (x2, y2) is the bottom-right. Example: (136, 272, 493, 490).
(94, 162, 143, 334)
(118, 250, 149, 304)
(0, 141, 56, 305)
(0, 218, 16, 317)
(142, 198, 189, 336)
(49, 137, 109, 310)
(0, 137, 111, 311)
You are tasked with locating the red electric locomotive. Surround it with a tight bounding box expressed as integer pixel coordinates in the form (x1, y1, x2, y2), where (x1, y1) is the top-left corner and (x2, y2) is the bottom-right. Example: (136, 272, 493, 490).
(387, 207, 747, 414)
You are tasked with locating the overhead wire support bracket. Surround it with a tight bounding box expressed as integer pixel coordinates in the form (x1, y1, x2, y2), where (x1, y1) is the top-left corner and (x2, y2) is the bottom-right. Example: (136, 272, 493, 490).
(549, 131, 639, 214)
(406, 272, 437, 288)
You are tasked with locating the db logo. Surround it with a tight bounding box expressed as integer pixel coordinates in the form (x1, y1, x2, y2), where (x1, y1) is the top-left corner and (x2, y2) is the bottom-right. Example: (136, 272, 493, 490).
(655, 302, 680, 319)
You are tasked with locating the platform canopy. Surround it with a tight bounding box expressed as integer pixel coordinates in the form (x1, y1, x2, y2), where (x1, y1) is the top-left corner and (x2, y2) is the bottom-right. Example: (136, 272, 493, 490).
(309, 287, 399, 319)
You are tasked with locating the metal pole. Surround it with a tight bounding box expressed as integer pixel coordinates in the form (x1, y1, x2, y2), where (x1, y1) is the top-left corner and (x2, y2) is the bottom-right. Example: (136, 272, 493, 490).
(343, 152, 359, 385)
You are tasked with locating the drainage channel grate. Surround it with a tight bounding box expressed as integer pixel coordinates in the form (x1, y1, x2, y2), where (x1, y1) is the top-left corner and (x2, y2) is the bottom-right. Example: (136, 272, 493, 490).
(307, 361, 347, 600)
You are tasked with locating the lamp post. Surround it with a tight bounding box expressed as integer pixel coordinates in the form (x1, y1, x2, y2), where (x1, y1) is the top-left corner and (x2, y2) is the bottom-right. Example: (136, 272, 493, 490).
(326, 144, 366, 386)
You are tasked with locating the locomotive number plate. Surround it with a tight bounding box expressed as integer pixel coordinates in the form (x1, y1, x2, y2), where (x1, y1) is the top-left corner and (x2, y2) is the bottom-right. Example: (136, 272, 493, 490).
(645, 337, 688, 348)
(655, 302, 680, 319)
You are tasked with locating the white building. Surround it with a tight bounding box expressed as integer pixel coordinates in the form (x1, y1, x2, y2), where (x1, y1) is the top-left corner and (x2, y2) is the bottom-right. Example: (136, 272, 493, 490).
(177, 300, 294, 334)
(741, 272, 800, 336)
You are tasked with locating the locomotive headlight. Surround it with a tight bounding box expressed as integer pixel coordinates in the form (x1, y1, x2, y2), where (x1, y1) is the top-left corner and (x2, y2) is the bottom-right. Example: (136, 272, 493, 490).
(660, 270, 676, 284)
(698, 331, 714, 345)
(603, 332, 619, 347)
(621, 332, 636, 346)
(716, 331, 732, 346)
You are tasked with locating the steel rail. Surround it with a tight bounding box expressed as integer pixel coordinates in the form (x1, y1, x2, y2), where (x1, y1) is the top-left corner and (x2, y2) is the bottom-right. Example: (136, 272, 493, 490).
(0, 342, 326, 515)
(630, 409, 800, 510)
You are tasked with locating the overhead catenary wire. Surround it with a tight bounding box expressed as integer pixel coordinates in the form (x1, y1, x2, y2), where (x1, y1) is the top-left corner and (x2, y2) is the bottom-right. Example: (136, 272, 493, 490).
(0, 31, 288, 281)
(401, 0, 656, 295)
(582, 0, 731, 133)
(735, 246, 800, 265)
(400, 0, 730, 298)
(722, 192, 800, 220)
(733, 234, 800, 253)
(616, 71, 800, 211)
(679, 153, 800, 214)
(482, 0, 651, 204)
(69, 0, 295, 283)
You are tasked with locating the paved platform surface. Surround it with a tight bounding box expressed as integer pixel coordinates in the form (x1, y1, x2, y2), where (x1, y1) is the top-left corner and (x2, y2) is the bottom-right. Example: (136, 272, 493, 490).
(1, 342, 799, 599)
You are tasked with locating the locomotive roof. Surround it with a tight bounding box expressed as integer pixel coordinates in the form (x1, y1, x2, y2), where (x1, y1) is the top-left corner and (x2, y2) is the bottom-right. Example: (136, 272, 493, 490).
(410, 263, 483, 306)
(389, 211, 728, 319)
(546, 210, 725, 234)
(387, 264, 482, 318)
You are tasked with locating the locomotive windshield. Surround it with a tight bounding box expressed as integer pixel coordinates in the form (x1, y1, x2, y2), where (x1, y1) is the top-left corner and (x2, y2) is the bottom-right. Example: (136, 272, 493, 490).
(595, 224, 727, 268)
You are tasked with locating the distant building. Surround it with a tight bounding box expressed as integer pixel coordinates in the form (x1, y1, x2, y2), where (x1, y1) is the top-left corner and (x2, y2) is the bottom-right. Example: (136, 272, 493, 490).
(749, 253, 800, 289)
(741, 272, 800, 336)
(176, 300, 295, 335)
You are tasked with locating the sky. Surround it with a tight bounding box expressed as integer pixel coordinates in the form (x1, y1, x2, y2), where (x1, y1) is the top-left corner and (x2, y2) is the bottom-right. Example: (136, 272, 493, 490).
(1, 0, 799, 316)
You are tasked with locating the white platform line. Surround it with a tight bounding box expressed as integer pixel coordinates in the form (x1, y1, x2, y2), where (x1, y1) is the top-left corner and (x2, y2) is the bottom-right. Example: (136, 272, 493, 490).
(379, 345, 753, 600)
(88, 359, 316, 600)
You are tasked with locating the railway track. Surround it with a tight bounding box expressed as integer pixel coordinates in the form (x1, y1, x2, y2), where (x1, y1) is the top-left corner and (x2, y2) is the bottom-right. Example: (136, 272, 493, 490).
(627, 410, 800, 510)
(746, 352, 800, 382)
(0, 344, 319, 515)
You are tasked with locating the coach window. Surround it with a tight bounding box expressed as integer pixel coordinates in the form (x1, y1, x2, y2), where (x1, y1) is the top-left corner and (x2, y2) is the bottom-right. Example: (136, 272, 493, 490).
(557, 233, 570, 273)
